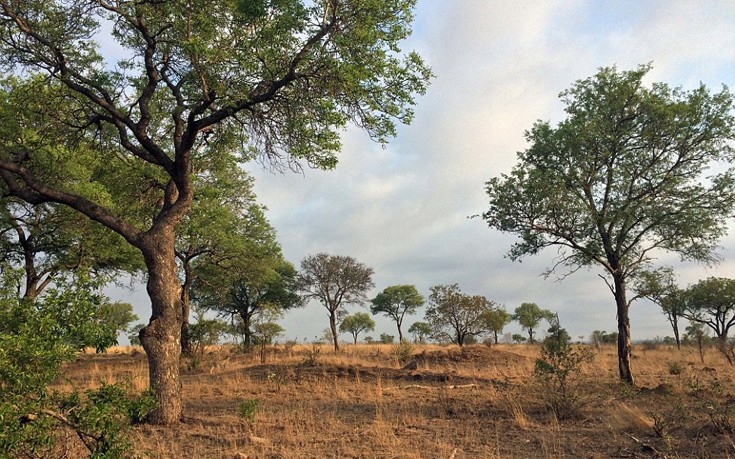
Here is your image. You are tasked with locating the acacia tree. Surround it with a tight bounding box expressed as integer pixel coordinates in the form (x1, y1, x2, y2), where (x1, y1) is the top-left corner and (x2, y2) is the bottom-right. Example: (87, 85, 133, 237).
(513, 302, 553, 343)
(370, 284, 424, 343)
(0, 0, 430, 423)
(634, 267, 685, 349)
(483, 65, 735, 384)
(339, 312, 375, 345)
(408, 321, 432, 343)
(425, 284, 494, 346)
(482, 306, 512, 344)
(298, 253, 374, 352)
(682, 277, 735, 363)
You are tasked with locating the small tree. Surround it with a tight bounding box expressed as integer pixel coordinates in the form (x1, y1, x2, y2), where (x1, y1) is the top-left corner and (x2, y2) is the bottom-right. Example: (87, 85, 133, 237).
(425, 284, 495, 346)
(512, 334, 528, 344)
(685, 322, 709, 363)
(339, 312, 376, 345)
(379, 333, 396, 344)
(513, 303, 554, 343)
(682, 277, 735, 364)
(534, 316, 595, 419)
(98, 301, 139, 343)
(408, 321, 432, 343)
(634, 268, 685, 349)
(298, 253, 374, 351)
(482, 306, 512, 344)
(370, 285, 424, 342)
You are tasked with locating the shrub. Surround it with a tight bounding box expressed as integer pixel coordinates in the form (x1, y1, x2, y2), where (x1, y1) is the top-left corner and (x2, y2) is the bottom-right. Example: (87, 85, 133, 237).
(238, 399, 259, 421)
(534, 316, 594, 419)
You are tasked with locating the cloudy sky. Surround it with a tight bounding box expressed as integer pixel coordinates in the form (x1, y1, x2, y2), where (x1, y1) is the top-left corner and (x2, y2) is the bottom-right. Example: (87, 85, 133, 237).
(233, 0, 735, 344)
(105, 1, 735, 344)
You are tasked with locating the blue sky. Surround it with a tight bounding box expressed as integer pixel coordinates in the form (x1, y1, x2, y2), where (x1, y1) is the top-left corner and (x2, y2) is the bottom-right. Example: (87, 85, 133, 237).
(114, 1, 735, 344)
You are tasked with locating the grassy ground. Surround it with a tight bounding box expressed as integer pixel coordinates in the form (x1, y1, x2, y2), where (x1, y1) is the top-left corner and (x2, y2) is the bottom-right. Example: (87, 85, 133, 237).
(55, 342, 735, 458)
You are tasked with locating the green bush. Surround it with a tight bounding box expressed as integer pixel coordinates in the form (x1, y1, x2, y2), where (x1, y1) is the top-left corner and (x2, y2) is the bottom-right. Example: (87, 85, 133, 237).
(534, 317, 594, 419)
(238, 399, 259, 421)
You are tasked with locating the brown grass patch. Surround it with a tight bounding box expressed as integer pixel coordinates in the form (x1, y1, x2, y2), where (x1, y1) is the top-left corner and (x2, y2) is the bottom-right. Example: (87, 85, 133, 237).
(52, 343, 735, 458)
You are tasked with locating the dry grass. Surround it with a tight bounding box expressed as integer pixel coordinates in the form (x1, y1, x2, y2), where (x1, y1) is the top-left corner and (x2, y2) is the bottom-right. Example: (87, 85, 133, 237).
(54, 343, 735, 458)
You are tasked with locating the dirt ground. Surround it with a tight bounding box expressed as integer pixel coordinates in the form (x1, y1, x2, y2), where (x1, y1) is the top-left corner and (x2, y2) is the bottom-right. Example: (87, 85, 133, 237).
(55, 343, 735, 458)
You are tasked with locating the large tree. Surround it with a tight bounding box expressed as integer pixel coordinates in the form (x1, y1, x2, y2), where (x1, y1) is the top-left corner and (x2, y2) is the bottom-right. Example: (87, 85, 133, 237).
(425, 284, 494, 346)
(482, 65, 735, 384)
(370, 284, 424, 343)
(298, 253, 374, 351)
(0, 0, 430, 423)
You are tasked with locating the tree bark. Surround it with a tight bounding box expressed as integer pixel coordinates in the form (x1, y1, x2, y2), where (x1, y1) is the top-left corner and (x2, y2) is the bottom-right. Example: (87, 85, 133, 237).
(613, 272, 635, 385)
(138, 229, 184, 424)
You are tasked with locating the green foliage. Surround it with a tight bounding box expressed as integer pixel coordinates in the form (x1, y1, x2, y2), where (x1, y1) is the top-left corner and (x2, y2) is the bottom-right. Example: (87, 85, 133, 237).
(379, 333, 395, 344)
(634, 268, 685, 348)
(370, 285, 424, 342)
(188, 317, 229, 357)
(238, 399, 260, 422)
(425, 284, 495, 346)
(339, 312, 376, 344)
(483, 64, 735, 382)
(534, 317, 595, 419)
(481, 307, 512, 344)
(0, 272, 153, 457)
(513, 302, 553, 343)
(393, 341, 415, 365)
(408, 321, 432, 343)
(589, 330, 618, 347)
(511, 334, 527, 344)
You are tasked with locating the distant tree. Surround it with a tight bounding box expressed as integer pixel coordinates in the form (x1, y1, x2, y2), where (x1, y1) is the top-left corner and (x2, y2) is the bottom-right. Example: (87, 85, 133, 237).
(408, 321, 432, 343)
(425, 284, 495, 346)
(253, 322, 285, 364)
(634, 267, 685, 349)
(483, 65, 735, 384)
(98, 301, 139, 342)
(128, 323, 145, 347)
(371, 285, 424, 342)
(364, 336, 375, 344)
(682, 277, 735, 363)
(188, 315, 229, 358)
(512, 334, 527, 344)
(379, 333, 396, 344)
(590, 330, 617, 348)
(339, 312, 376, 345)
(298, 253, 374, 351)
(194, 256, 301, 350)
(513, 303, 554, 343)
(482, 306, 512, 344)
(685, 322, 709, 363)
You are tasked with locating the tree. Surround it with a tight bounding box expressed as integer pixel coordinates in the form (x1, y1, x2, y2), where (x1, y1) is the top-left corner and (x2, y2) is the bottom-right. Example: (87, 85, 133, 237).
(590, 330, 617, 348)
(685, 322, 709, 363)
(98, 301, 139, 342)
(513, 302, 553, 343)
(379, 333, 396, 344)
(298, 253, 374, 351)
(682, 277, 735, 363)
(634, 267, 685, 349)
(193, 253, 301, 350)
(370, 285, 424, 343)
(482, 64, 735, 384)
(425, 284, 494, 346)
(0, 0, 430, 423)
(339, 312, 375, 345)
(408, 321, 432, 343)
(481, 306, 512, 344)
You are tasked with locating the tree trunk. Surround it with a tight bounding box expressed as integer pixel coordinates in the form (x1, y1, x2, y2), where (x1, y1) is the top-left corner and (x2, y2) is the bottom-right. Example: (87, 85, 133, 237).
(180, 262, 193, 355)
(672, 315, 681, 350)
(242, 313, 252, 350)
(613, 273, 635, 385)
(329, 310, 339, 352)
(139, 229, 184, 425)
(397, 324, 404, 343)
(493, 331, 499, 344)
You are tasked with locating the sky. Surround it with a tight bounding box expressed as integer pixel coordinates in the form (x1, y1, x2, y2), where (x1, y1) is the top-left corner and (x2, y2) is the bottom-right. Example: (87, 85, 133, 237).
(114, 1, 735, 344)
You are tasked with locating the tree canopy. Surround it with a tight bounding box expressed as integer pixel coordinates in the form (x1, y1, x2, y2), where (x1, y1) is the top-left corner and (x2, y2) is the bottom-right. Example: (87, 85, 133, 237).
(339, 311, 375, 345)
(483, 64, 735, 384)
(298, 253, 374, 351)
(513, 302, 554, 343)
(425, 284, 494, 346)
(0, 0, 430, 423)
(370, 284, 424, 343)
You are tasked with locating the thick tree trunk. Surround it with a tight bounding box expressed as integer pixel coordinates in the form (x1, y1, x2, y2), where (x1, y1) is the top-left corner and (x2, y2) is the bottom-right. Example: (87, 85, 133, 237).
(397, 325, 404, 343)
(672, 315, 681, 350)
(329, 311, 339, 352)
(493, 331, 499, 344)
(139, 229, 184, 425)
(613, 273, 635, 385)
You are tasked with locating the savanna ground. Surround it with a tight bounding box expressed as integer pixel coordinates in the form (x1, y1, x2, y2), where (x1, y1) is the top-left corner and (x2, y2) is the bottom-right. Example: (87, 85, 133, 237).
(54, 342, 735, 458)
